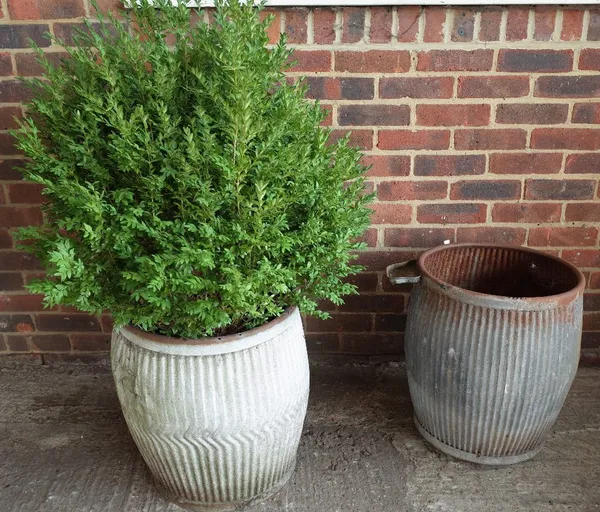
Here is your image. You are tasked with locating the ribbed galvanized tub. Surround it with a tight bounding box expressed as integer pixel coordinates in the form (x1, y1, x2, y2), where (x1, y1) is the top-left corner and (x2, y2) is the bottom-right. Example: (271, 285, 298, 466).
(388, 244, 584, 465)
(111, 308, 309, 511)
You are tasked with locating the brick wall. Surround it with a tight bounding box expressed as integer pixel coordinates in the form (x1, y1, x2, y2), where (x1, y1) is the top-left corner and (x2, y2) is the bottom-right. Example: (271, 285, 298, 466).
(0, 1, 599, 363)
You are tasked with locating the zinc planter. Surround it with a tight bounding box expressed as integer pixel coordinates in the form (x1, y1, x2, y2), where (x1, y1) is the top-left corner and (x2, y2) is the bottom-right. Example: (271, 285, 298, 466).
(111, 307, 309, 511)
(388, 244, 584, 465)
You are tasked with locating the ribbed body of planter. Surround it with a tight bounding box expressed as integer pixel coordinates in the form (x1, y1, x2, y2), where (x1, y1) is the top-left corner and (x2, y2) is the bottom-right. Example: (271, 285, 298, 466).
(111, 307, 309, 511)
(398, 244, 584, 465)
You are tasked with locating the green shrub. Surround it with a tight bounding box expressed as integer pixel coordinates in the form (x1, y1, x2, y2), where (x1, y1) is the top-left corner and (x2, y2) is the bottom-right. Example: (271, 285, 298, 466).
(13, 0, 373, 338)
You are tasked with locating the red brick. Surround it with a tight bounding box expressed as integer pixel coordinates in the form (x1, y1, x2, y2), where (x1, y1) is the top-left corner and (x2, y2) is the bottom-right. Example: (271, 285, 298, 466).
(361, 155, 410, 177)
(0, 24, 50, 48)
(306, 77, 374, 100)
(417, 203, 487, 225)
(335, 50, 410, 73)
(506, 8, 529, 41)
(378, 180, 447, 201)
(378, 130, 450, 150)
(385, 227, 455, 248)
(492, 203, 562, 223)
(525, 179, 596, 200)
(0, 160, 24, 180)
(288, 50, 331, 72)
(534, 6, 555, 41)
(369, 7, 393, 43)
(373, 314, 407, 333)
(531, 129, 600, 150)
(454, 129, 526, 150)
(23, 334, 71, 352)
(451, 9, 475, 42)
(0, 80, 34, 103)
(451, 180, 521, 200)
(305, 313, 372, 333)
(590, 272, 600, 289)
(35, 314, 101, 332)
(0, 252, 41, 271)
(496, 104, 568, 125)
(498, 50, 573, 73)
(339, 105, 409, 127)
(15, 51, 69, 77)
(7, 184, 45, 204)
(342, 7, 365, 43)
(580, 49, 600, 71)
(561, 9, 585, 41)
(356, 228, 377, 248)
(0, 294, 46, 312)
(313, 8, 336, 44)
(0, 229, 12, 249)
(343, 273, 378, 294)
(285, 8, 308, 43)
(370, 203, 412, 224)
(589, 10, 600, 41)
(529, 227, 598, 247)
(354, 250, 419, 272)
(535, 76, 600, 98)
(458, 76, 529, 98)
(260, 9, 282, 45)
(414, 155, 485, 177)
(305, 333, 339, 352)
(0, 273, 24, 292)
(572, 103, 600, 124)
(380, 77, 453, 99)
(0, 133, 20, 155)
(70, 333, 111, 351)
(565, 154, 600, 174)
(565, 203, 600, 222)
(0, 314, 34, 332)
(416, 104, 489, 127)
(457, 227, 527, 245)
(489, 153, 563, 174)
(564, 251, 600, 268)
(479, 9, 502, 41)
(584, 294, 600, 311)
(0, 53, 12, 76)
(0, 107, 22, 130)
(5, 336, 29, 352)
(338, 294, 403, 313)
(340, 333, 403, 354)
(0, 207, 43, 227)
(101, 315, 114, 332)
(397, 6, 420, 42)
(423, 7, 446, 42)
(417, 50, 493, 72)
(329, 130, 373, 150)
(8, 0, 84, 19)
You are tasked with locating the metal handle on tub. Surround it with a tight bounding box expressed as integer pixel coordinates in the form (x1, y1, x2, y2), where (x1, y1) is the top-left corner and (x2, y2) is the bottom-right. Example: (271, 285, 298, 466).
(386, 260, 421, 285)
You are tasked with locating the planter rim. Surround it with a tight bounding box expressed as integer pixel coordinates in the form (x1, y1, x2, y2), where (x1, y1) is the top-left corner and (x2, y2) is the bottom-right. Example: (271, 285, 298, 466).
(118, 307, 300, 356)
(418, 243, 585, 310)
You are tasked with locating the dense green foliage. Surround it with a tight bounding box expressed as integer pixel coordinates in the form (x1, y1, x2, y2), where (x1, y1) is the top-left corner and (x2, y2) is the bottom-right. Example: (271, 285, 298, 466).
(13, 0, 372, 338)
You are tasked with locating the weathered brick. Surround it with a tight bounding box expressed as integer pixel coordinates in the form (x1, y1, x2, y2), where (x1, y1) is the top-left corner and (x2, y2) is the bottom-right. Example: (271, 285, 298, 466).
(496, 104, 568, 125)
(417, 203, 487, 224)
(458, 76, 530, 98)
(416, 104, 490, 127)
(525, 179, 596, 200)
(305, 333, 339, 352)
(7, 184, 45, 204)
(369, 7, 393, 43)
(531, 128, 600, 150)
(423, 7, 446, 42)
(529, 227, 598, 247)
(355, 228, 377, 248)
(8, 0, 84, 19)
(489, 153, 563, 174)
(492, 203, 562, 223)
(0, 133, 20, 155)
(572, 103, 600, 124)
(5, 336, 29, 352)
(378, 180, 447, 201)
(24, 334, 71, 352)
(306, 77, 374, 100)
(345, 273, 379, 293)
(0, 107, 22, 131)
(285, 8, 308, 43)
(35, 314, 101, 332)
(373, 314, 407, 333)
(0, 230, 12, 249)
(354, 251, 419, 272)
(328, 130, 373, 150)
(305, 313, 372, 333)
(15, 51, 69, 76)
(370, 203, 412, 224)
(0, 273, 24, 292)
(0, 160, 24, 180)
(564, 251, 600, 268)
(378, 130, 450, 150)
(0, 53, 12, 76)
(362, 155, 410, 177)
(584, 294, 600, 311)
(0, 207, 43, 227)
(565, 203, 600, 222)
(101, 315, 114, 333)
(589, 10, 600, 41)
(0, 294, 46, 312)
(338, 294, 403, 313)
(590, 272, 600, 289)
(417, 50, 493, 72)
(0, 314, 34, 332)
(335, 50, 410, 73)
(260, 9, 282, 44)
(0, 24, 50, 48)
(498, 50, 573, 73)
(536, 75, 600, 98)
(0, 252, 41, 271)
(414, 155, 485, 177)
(397, 6, 420, 42)
(380, 77, 453, 99)
(534, 6, 556, 41)
(339, 105, 410, 126)
(479, 9, 502, 41)
(579, 49, 600, 71)
(561, 9, 585, 41)
(457, 227, 527, 245)
(288, 51, 331, 72)
(0, 80, 35, 103)
(451, 9, 475, 42)
(70, 333, 111, 351)
(454, 129, 526, 150)
(385, 227, 455, 248)
(506, 8, 529, 41)
(313, 8, 336, 44)
(451, 180, 521, 200)
(565, 154, 600, 174)
(342, 7, 365, 43)
(341, 333, 403, 354)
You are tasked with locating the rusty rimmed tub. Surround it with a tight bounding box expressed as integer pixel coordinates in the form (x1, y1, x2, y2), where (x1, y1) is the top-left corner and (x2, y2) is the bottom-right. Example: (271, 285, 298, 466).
(387, 244, 584, 465)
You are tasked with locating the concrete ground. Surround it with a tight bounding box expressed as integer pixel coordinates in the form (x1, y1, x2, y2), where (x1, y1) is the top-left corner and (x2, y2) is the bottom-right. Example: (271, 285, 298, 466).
(0, 358, 599, 512)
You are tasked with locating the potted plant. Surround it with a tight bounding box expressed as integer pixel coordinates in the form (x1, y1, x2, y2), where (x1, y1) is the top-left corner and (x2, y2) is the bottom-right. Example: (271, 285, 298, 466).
(13, 0, 372, 509)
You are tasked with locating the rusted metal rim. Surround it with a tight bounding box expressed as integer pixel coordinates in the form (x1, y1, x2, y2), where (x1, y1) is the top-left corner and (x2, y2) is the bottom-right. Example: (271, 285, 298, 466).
(418, 243, 585, 310)
(118, 307, 299, 356)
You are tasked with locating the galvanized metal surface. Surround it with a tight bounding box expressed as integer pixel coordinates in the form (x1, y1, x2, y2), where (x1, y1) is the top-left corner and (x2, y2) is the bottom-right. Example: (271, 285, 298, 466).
(402, 244, 585, 465)
(111, 308, 310, 511)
